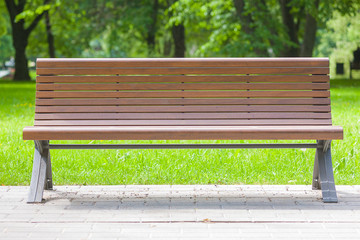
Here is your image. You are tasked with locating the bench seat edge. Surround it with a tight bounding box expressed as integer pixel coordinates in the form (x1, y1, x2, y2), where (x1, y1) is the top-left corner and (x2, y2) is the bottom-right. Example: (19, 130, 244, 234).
(23, 126, 343, 141)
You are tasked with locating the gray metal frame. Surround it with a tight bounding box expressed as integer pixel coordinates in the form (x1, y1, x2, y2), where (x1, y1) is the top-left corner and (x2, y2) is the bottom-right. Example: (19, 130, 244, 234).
(312, 140, 338, 203)
(27, 141, 337, 203)
(48, 143, 318, 149)
(28, 140, 52, 203)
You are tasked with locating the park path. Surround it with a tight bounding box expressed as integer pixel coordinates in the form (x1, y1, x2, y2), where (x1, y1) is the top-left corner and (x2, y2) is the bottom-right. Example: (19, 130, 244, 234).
(0, 185, 360, 239)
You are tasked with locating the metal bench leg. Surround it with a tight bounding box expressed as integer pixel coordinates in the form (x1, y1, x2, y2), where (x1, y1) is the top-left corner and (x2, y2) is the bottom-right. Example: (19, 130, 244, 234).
(312, 149, 320, 190)
(44, 152, 53, 190)
(313, 140, 338, 203)
(28, 140, 52, 203)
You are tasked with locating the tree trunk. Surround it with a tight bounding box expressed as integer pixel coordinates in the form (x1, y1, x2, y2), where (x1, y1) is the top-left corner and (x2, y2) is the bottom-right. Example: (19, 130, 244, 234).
(279, 0, 300, 56)
(163, 35, 172, 57)
(14, 40, 30, 81)
(233, 0, 252, 35)
(146, 0, 159, 55)
(172, 23, 185, 58)
(5, 0, 30, 80)
(45, 10, 56, 58)
(300, 0, 319, 57)
(233, 0, 268, 56)
(11, 19, 31, 81)
(5, 0, 49, 81)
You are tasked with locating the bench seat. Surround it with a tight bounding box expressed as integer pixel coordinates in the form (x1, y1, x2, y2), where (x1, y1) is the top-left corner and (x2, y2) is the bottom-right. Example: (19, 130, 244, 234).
(23, 125, 343, 140)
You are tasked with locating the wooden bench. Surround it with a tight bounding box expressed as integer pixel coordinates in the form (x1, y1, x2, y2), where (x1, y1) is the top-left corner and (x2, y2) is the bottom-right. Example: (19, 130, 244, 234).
(23, 58, 343, 203)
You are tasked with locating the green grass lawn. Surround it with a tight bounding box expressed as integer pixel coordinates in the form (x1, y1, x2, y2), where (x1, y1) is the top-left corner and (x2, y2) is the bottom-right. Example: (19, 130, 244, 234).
(0, 79, 359, 186)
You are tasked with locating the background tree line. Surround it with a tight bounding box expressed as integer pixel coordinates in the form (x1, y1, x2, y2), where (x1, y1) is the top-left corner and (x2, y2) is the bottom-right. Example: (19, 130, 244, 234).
(0, 0, 359, 81)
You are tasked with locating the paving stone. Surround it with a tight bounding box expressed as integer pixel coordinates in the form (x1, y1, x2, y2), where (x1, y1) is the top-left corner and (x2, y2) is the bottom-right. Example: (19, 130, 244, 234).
(93, 232, 151, 238)
(57, 238, 90, 240)
(180, 232, 211, 237)
(0, 238, 28, 240)
(170, 215, 197, 221)
(89, 238, 118, 240)
(105, 214, 142, 222)
(151, 232, 188, 238)
(1, 232, 31, 237)
(266, 223, 325, 230)
(0, 187, 10, 192)
(322, 223, 360, 229)
(5, 226, 36, 232)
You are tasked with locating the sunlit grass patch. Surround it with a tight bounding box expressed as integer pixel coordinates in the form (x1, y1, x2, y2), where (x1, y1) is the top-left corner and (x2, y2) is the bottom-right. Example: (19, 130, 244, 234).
(0, 79, 359, 185)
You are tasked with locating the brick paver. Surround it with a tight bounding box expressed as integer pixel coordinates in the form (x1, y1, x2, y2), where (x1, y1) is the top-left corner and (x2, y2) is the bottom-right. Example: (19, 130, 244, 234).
(0, 185, 360, 239)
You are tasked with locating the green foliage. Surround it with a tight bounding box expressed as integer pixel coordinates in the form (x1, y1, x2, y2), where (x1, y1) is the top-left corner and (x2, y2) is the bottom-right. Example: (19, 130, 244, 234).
(0, 4, 14, 63)
(14, 4, 52, 23)
(0, 15, 7, 36)
(315, 10, 360, 78)
(0, 35, 14, 63)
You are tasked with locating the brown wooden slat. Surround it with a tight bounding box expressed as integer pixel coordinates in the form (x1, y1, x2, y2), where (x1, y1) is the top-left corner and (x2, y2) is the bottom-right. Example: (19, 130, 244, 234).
(36, 82, 330, 91)
(35, 98, 331, 106)
(34, 119, 332, 126)
(36, 90, 330, 99)
(36, 67, 329, 75)
(23, 125, 343, 140)
(35, 112, 332, 120)
(36, 75, 330, 83)
(35, 105, 331, 113)
(36, 58, 329, 68)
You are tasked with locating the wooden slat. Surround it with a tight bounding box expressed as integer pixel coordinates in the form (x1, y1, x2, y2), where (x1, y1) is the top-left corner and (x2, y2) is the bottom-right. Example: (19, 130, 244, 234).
(36, 75, 330, 83)
(35, 105, 331, 113)
(36, 67, 329, 75)
(36, 90, 330, 98)
(35, 112, 332, 120)
(36, 83, 330, 91)
(34, 119, 332, 126)
(36, 58, 329, 68)
(35, 98, 331, 106)
(23, 125, 344, 140)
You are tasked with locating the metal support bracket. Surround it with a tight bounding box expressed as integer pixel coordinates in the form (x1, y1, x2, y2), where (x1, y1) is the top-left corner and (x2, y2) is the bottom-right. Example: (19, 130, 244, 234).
(27, 140, 53, 203)
(312, 140, 338, 203)
(49, 143, 318, 150)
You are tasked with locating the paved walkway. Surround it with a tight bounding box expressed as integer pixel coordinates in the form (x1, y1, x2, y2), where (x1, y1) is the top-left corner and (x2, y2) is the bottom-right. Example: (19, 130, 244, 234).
(0, 185, 359, 239)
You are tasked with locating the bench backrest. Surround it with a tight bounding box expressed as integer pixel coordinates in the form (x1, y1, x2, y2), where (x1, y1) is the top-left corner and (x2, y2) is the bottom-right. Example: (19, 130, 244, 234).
(35, 58, 332, 127)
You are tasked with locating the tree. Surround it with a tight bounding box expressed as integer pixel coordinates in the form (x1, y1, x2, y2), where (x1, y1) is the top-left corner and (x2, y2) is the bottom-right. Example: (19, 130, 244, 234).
(167, 0, 186, 57)
(4, 0, 50, 80)
(195, 0, 359, 57)
(315, 10, 360, 77)
(145, 0, 159, 55)
(277, 0, 358, 57)
(171, 23, 185, 57)
(44, 3, 55, 58)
